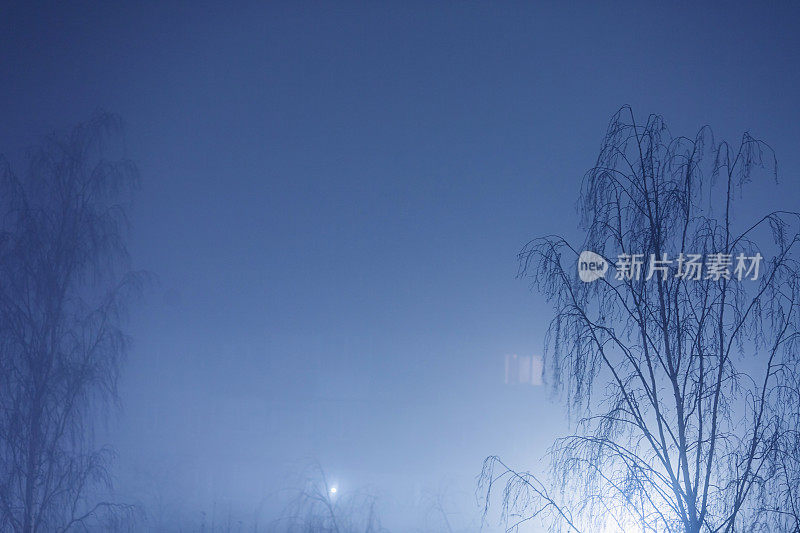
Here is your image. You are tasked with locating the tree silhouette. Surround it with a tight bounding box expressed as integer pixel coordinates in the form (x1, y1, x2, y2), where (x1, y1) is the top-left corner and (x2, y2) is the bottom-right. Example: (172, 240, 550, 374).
(481, 107, 800, 532)
(0, 113, 141, 532)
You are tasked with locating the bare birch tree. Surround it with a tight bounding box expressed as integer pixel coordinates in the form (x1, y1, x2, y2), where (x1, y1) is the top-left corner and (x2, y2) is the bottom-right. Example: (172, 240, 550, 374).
(0, 113, 140, 532)
(480, 107, 800, 532)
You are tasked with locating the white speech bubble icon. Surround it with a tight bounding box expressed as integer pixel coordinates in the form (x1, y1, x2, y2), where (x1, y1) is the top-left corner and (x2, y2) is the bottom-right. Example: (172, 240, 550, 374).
(578, 251, 608, 282)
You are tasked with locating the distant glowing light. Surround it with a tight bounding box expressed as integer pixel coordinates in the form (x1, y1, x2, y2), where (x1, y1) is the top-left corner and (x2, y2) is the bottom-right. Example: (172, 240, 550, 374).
(330, 487, 337, 494)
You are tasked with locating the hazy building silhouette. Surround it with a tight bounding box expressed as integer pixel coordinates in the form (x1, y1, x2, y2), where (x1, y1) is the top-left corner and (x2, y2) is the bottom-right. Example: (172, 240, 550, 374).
(504, 354, 543, 386)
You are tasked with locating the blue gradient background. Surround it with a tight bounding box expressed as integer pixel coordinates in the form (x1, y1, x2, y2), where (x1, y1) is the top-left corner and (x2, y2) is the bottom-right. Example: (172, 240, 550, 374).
(1, 2, 799, 529)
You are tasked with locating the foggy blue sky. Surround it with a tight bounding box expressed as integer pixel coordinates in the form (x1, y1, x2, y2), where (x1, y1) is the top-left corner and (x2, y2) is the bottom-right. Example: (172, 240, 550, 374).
(2, 2, 800, 529)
